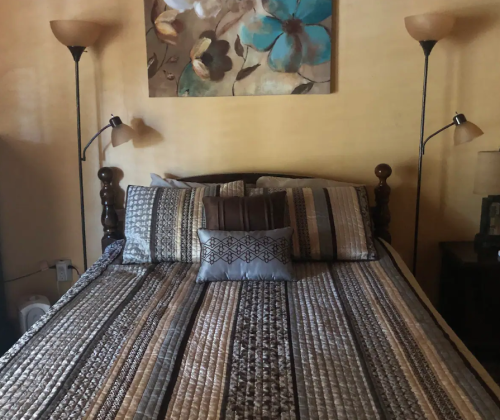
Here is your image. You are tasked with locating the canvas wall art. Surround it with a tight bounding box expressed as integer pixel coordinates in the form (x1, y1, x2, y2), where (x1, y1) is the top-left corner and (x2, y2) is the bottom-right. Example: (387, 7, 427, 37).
(144, 0, 333, 96)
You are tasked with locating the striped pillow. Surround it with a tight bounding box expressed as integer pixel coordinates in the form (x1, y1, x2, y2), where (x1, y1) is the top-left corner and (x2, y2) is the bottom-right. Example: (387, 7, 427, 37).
(249, 186, 378, 261)
(123, 181, 244, 263)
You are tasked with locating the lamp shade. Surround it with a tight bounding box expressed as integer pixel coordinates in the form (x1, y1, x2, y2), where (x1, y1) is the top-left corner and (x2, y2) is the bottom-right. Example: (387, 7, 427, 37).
(50, 20, 102, 47)
(454, 121, 484, 146)
(111, 123, 135, 147)
(405, 13, 455, 41)
(474, 151, 500, 195)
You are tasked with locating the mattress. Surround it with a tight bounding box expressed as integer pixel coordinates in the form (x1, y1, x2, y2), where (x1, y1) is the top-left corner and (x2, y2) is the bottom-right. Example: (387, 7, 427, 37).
(0, 240, 498, 419)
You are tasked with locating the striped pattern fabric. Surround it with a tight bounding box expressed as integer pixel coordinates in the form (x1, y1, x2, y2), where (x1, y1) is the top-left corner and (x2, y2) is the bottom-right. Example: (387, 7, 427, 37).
(250, 186, 378, 261)
(0, 240, 499, 419)
(123, 181, 244, 264)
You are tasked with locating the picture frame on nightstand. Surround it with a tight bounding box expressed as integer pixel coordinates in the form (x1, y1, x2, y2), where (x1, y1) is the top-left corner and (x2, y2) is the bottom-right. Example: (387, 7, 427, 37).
(473, 151, 500, 252)
(474, 196, 500, 251)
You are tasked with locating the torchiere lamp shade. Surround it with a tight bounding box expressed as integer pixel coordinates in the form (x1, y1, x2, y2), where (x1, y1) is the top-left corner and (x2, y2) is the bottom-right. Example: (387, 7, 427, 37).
(50, 20, 102, 47)
(405, 13, 455, 41)
(474, 151, 500, 195)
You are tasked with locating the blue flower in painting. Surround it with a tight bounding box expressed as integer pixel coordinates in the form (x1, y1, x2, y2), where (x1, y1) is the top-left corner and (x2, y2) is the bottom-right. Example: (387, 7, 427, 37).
(240, 0, 332, 73)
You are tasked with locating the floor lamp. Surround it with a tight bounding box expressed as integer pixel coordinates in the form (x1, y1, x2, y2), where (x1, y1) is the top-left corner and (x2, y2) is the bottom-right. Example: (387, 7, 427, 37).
(50, 21, 135, 271)
(405, 13, 484, 275)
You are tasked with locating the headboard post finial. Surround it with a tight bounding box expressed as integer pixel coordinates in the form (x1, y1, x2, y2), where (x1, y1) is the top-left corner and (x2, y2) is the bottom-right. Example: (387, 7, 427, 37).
(98, 167, 121, 252)
(373, 163, 392, 243)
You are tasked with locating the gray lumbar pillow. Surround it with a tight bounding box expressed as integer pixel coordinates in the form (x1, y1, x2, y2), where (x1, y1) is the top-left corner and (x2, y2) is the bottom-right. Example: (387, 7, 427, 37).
(256, 176, 361, 188)
(150, 173, 217, 188)
(196, 227, 294, 282)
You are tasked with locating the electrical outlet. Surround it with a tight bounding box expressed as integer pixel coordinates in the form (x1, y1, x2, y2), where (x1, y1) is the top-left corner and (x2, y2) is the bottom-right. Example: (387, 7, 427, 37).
(56, 260, 72, 282)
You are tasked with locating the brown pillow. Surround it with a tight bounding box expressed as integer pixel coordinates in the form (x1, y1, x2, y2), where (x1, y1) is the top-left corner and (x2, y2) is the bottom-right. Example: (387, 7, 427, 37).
(203, 192, 287, 231)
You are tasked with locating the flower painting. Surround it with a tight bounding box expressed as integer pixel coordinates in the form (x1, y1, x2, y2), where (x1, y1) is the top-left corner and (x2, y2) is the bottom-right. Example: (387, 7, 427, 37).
(144, 0, 332, 96)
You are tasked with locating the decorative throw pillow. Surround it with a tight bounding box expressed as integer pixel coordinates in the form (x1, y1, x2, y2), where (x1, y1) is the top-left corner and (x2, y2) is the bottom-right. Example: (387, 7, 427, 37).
(196, 227, 294, 282)
(249, 186, 378, 261)
(122, 181, 244, 264)
(203, 191, 287, 231)
(150, 173, 217, 188)
(256, 176, 361, 188)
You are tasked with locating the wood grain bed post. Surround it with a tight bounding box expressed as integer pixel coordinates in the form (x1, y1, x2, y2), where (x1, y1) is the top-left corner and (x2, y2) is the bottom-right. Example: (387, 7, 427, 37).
(373, 164, 392, 243)
(98, 167, 121, 252)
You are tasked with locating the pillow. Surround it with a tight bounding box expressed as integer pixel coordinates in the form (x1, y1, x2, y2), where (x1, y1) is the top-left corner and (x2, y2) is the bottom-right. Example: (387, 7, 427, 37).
(196, 228, 294, 282)
(150, 173, 217, 188)
(203, 191, 287, 231)
(122, 181, 244, 263)
(249, 187, 377, 261)
(256, 176, 361, 188)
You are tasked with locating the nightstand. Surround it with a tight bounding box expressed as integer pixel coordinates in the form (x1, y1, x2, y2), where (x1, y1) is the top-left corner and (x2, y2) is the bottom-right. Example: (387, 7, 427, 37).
(439, 242, 500, 379)
(0, 257, 15, 355)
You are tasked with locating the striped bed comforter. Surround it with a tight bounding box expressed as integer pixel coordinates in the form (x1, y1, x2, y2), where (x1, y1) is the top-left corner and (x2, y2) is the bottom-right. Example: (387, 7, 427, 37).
(0, 241, 499, 419)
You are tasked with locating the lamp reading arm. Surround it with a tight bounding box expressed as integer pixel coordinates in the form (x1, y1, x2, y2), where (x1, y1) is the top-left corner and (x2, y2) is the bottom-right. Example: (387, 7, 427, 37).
(81, 124, 111, 161)
(81, 116, 124, 162)
(422, 122, 454, 155)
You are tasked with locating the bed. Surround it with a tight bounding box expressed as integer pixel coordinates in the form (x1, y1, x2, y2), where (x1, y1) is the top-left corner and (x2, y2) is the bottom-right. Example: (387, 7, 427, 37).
(0, 165, 498, 420)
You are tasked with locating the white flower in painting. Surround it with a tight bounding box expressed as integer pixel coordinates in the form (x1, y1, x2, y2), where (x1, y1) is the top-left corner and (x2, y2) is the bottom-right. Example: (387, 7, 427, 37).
(164, 0, 222, 19)
(155, 10, 184, 45)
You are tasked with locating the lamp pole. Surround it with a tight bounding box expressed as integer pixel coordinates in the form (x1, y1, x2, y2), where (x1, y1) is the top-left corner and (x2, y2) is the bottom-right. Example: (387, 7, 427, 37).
(69, 46, 88, 271)
(69, 58, 127, 272)
(412, 41, 436, 275)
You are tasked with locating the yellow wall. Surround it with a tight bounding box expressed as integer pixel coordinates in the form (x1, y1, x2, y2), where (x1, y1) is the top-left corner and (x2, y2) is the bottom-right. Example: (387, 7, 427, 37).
(0, 0, 499, 324)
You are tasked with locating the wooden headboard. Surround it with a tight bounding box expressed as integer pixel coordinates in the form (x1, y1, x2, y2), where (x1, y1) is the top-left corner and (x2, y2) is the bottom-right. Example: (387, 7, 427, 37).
(97, 164, 392, 252)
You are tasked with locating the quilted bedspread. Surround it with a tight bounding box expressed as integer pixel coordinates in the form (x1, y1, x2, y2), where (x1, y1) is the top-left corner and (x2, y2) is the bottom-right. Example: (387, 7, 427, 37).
(0, 240, 499, 419)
